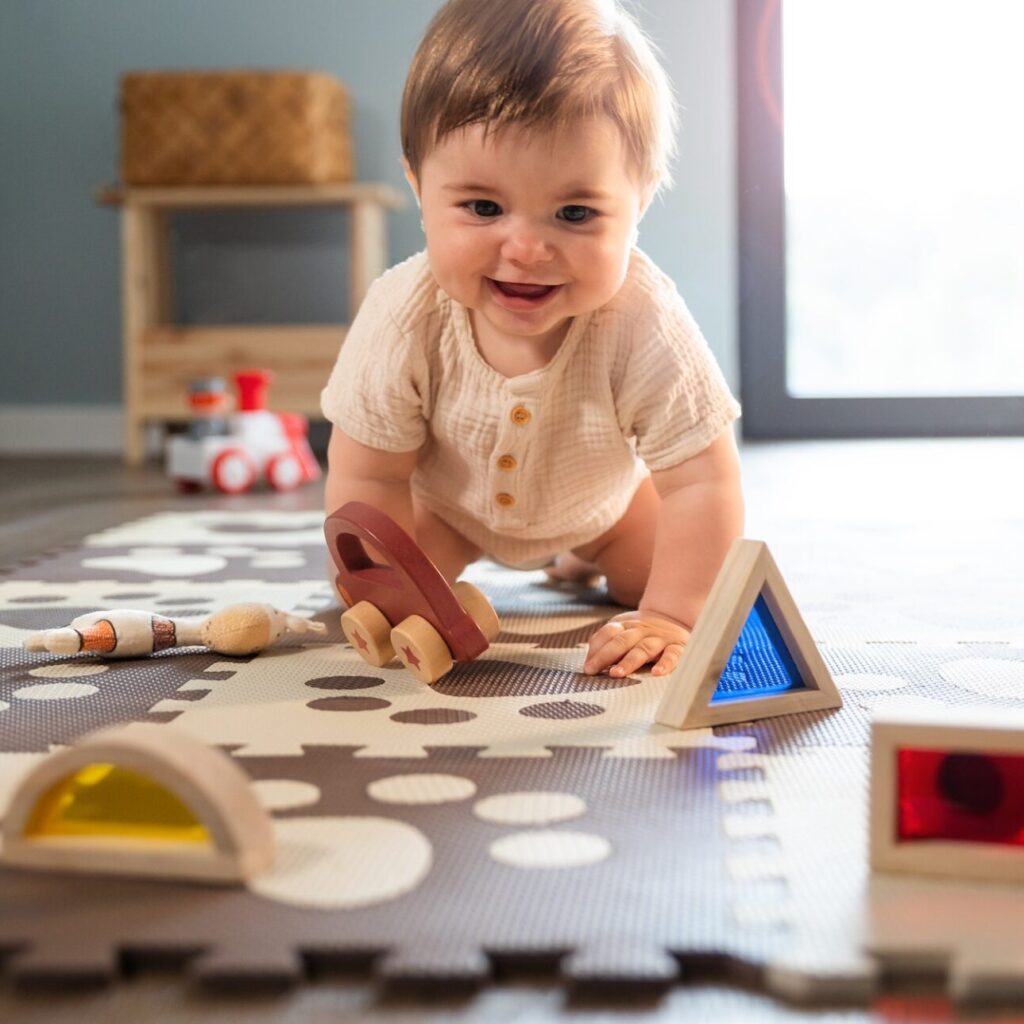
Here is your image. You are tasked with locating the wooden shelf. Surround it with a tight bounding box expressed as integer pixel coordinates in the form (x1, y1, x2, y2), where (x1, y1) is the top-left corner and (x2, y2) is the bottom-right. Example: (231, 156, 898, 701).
(136, 325, 347, 419)
(139, 324, 348, 366)
(103, 182, 403, 464)
(97, 182, 405, 209)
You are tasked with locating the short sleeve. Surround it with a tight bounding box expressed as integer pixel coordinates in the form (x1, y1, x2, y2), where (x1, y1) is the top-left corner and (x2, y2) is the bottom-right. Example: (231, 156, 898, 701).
(320, 272, 429, 452)
(617, 280, 741, 471)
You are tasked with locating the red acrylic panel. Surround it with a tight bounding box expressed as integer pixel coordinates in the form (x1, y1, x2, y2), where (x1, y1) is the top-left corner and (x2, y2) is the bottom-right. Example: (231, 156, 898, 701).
(896, 746, 1024, 846)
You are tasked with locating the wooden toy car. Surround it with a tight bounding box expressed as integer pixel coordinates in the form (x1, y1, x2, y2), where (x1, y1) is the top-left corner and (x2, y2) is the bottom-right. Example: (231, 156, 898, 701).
(324, 501, 500, 684)
(166, 370, 321, 494)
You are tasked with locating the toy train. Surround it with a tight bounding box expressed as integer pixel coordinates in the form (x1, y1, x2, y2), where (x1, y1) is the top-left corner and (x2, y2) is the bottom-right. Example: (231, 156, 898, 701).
(166, 371, 320, 494)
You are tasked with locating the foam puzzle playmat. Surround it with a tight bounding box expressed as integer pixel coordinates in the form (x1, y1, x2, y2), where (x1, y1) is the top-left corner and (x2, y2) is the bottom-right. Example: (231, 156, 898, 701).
(2, 509, 1024, 1006)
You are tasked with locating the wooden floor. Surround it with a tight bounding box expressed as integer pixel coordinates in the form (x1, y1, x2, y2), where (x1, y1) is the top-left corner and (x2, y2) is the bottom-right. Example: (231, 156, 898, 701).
(0, 455, 326, 571)
(3, 436, 1020, 569)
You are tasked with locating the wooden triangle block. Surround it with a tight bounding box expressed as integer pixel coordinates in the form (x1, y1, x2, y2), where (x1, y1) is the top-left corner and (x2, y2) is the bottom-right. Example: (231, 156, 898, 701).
(656, 539, 841, 730)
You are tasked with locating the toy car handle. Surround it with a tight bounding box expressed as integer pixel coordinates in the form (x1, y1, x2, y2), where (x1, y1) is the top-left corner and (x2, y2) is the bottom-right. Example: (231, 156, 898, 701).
(323, 500, 487, 659)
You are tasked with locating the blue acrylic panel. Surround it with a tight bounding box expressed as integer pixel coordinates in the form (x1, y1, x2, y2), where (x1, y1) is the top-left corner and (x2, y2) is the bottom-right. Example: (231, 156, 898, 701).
(710, 593, 807, 703)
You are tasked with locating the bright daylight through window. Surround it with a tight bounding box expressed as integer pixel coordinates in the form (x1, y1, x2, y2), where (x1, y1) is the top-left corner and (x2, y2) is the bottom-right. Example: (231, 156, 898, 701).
(783, 0, 1024, 397)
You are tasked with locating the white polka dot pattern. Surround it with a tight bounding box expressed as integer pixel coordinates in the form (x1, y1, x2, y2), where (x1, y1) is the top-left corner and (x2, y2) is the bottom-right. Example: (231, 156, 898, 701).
(250, 817, 432, 909)
(368, 773, 477, 805)
(252, 779, 321, 811)
(13, 683, 98, 701)
(489, 830, 612, 870)
(474, 790, 586, 826)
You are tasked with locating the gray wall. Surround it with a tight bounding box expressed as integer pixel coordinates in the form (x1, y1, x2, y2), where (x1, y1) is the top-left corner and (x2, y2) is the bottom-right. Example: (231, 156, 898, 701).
(0, 0, 736, 410)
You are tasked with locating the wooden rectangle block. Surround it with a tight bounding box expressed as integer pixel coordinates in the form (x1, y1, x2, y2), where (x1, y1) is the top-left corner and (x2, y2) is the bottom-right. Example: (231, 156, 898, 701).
(870, 706, 1024, 883)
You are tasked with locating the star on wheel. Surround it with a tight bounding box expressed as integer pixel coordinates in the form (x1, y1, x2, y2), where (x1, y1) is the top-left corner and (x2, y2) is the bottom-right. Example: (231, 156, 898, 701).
(401, 645, 421, 669)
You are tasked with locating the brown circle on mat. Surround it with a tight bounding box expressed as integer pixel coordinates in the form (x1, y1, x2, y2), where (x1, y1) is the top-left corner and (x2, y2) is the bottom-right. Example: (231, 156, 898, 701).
(390, 709, 477, 725)
(431, 660, 638, 698)
(306, 675, 384, 690)
(519, 700, 605, 719)
(307, 696, 392, 712)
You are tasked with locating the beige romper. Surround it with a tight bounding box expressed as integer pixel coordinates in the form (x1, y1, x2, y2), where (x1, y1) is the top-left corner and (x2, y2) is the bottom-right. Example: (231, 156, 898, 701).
(321, 248, 740, 567)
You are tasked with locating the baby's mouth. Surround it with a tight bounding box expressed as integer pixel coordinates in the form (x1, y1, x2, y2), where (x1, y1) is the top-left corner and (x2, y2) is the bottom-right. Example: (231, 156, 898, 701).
(491, 279, 558, 299)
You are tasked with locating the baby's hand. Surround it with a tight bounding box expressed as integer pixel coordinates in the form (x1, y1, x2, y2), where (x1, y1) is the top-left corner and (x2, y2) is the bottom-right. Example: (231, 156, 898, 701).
(582, 610, 690, 679)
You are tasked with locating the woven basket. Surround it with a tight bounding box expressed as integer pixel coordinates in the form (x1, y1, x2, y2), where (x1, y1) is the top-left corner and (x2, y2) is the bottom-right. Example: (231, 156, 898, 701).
(120, 70, 354, 186)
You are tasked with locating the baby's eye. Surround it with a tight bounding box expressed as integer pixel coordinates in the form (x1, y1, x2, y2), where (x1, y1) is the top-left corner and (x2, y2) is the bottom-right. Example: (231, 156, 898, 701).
(558, 205, 596, 224)
(463, 199, 502, 218)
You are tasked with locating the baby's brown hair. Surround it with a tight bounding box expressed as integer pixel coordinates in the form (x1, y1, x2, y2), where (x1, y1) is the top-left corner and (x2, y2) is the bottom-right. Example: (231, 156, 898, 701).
(401, 0, 677, 194)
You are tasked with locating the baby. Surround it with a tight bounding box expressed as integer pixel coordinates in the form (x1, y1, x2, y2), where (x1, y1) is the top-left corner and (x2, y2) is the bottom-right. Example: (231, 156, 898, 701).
(322, 0, 744, 679)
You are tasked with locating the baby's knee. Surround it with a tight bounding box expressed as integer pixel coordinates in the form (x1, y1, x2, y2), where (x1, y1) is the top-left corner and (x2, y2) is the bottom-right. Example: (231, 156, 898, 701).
(412, 501, 480, 584)
(604, 565, 649, 609)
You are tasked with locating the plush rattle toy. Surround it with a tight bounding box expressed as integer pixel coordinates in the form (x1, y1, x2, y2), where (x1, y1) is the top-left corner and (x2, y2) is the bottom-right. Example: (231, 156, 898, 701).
(22, 603, 326, 659)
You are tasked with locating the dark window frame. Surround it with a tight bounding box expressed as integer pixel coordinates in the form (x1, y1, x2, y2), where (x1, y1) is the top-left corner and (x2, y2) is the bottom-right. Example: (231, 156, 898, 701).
(736, 0, 1024, 439)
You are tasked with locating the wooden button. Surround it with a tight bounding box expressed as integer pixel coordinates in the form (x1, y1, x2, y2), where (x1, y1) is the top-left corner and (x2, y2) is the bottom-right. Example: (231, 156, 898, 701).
(510, 406, 531, 426)
(496, 454, 517, 471)
(495, 492, 516, 508)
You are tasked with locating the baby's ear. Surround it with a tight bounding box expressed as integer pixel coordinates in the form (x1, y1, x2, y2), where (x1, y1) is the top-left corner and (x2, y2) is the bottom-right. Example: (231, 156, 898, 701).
(400, 157, 421, 206)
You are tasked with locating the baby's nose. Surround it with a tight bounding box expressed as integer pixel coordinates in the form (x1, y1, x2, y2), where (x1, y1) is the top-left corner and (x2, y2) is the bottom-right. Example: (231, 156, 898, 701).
(500, 220, 553, 263)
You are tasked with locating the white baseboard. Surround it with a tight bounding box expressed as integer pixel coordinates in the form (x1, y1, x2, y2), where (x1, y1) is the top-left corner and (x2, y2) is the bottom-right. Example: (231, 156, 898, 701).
(0, 404, 126, 455)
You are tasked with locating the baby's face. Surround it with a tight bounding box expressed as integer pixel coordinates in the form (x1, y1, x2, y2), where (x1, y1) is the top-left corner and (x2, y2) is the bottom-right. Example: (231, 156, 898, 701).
(408, 117, 650, 354)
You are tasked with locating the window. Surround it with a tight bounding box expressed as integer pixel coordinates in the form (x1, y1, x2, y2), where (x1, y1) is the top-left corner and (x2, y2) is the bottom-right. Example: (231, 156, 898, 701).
(737, 0, 1024, 437)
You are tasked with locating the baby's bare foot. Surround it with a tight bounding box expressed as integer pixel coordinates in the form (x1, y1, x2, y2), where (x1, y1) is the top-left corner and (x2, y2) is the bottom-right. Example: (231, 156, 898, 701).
(543, 553, 604, 588)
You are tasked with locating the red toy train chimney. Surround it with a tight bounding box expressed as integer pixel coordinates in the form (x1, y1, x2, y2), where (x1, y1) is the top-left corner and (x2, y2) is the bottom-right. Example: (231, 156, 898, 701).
(235, 370, 272, 412)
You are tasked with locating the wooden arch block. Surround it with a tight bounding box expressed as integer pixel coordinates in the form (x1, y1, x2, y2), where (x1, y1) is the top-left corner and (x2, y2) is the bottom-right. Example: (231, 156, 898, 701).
(1, 723, 274, 884)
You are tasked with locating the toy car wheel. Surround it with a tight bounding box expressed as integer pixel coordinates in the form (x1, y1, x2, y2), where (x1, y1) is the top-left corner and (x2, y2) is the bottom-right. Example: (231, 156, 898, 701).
(340, 601, 395, 667)
(211, 449, 256, 495)
(266, 452, 304, 492)
(452, 581, 501, 641)
(390, 615, 454, 685)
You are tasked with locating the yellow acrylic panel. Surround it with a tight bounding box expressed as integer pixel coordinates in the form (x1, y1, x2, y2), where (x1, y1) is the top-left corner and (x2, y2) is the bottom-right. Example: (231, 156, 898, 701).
(25, 763, 210, 844)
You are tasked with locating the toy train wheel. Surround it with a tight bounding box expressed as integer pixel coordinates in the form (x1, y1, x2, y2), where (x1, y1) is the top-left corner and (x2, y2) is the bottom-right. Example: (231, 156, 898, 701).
(266, 452, 303, 492)
(452, 581, 500, 641)
(390, 616, 454, 685)
(211, 449, 256, 495)
(340, 601, 394, 667)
